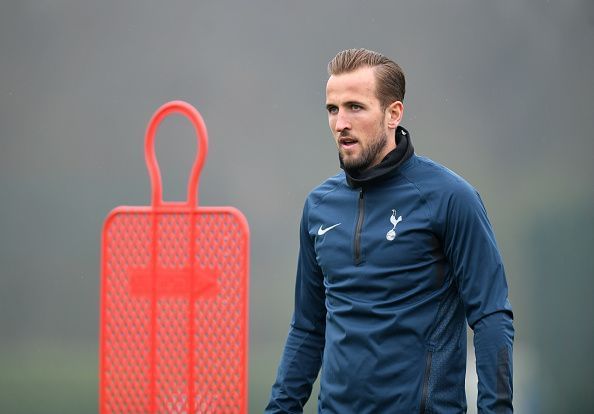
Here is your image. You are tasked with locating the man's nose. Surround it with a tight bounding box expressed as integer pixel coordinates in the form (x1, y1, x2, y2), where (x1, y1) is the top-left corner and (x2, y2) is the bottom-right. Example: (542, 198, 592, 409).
(335, 112, 351, 132)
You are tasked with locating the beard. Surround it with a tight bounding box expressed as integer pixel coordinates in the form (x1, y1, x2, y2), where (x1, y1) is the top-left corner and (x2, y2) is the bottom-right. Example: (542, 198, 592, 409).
(339, 130, 389, 175)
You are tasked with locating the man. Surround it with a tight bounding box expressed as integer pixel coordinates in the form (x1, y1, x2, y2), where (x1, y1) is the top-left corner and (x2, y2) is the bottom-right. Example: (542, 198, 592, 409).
(265, 48, 514, 413)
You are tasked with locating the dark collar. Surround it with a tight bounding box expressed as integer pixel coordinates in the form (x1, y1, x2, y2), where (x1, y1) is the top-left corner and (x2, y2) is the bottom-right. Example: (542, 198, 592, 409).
(343, 126, 415, 188)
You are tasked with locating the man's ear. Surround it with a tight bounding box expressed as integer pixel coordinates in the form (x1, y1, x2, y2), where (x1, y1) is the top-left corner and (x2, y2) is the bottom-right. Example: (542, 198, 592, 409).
(386, 101, 404, 129)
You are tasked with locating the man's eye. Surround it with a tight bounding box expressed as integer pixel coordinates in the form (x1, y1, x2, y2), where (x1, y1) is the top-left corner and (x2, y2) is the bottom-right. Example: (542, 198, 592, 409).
(327, 106, 338, 114)
(351, 104, 361, 111)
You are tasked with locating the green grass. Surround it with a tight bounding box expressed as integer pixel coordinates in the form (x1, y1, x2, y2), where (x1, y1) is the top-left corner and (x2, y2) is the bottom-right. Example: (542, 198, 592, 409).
(0, 340, 320, 413)
(0, 342, 318, 414)
(0, 342, 98, 414)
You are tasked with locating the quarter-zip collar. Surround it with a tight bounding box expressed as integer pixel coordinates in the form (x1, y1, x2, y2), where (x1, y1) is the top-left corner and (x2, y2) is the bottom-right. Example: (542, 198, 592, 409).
(342, 126, 414, 188)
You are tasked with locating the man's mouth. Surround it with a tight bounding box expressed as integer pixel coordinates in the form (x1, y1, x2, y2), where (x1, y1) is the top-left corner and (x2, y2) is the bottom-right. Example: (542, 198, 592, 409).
(339, 136, 358, 149)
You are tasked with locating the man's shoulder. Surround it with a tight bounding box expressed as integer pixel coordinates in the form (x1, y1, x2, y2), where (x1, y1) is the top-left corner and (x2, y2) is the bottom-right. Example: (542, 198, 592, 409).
(305, 171, 346, 206)
(402, 154, 478, 199)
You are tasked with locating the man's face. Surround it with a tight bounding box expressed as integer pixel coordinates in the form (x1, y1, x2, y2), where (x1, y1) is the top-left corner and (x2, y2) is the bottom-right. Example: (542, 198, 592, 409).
(325, 67, 395, 173)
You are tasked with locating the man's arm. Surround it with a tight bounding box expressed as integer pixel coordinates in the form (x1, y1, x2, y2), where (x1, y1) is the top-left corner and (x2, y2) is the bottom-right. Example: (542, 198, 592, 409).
(265, 200, 326, 413)
(440, 183, 514, 413)
(474, 311, 514, 412)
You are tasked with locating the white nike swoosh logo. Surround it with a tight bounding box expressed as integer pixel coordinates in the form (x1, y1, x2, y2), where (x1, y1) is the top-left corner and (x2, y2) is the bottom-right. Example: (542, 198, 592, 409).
(318, 223, 341, 236)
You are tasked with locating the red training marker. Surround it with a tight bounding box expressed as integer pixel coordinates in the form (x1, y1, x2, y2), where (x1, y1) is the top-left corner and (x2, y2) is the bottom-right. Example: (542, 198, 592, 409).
(99, 101, 249, 413)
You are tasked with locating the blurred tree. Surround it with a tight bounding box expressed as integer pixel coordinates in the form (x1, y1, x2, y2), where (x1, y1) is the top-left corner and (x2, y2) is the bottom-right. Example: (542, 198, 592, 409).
(528, 198, 594, 413)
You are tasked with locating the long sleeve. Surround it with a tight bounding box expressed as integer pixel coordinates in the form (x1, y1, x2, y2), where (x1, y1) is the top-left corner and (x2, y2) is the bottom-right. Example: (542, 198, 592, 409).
(265, 201, 327, 413)
(439, 182, 514, 413)
(474, 311, 514, 413)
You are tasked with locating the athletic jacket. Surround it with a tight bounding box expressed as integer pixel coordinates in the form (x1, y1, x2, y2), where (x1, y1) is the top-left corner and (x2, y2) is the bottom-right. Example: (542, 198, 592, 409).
(266, 127, 514, 413)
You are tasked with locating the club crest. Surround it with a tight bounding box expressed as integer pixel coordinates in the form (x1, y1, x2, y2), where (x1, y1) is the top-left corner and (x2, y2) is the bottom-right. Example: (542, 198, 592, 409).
(386, 209, 403, 241)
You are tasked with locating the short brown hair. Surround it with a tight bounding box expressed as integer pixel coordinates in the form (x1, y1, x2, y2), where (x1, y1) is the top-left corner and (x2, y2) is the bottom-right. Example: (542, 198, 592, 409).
(327, 48, 405, 109)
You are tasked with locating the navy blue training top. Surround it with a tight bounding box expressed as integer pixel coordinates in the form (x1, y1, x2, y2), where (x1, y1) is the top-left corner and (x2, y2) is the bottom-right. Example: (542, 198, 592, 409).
(266, 127, 513, 413)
